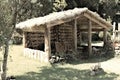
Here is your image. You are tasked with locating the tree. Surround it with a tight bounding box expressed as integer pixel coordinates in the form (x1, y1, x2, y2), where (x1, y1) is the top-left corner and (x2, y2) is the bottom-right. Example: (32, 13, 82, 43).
(0, 0, 53, 79)
(17, 0, 53, 22)
(0, 0, 18, 80)
(52, 0, 119, 21)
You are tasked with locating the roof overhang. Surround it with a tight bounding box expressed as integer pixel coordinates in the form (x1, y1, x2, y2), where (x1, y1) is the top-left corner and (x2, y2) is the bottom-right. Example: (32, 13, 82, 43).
(16, 7, 112, 32)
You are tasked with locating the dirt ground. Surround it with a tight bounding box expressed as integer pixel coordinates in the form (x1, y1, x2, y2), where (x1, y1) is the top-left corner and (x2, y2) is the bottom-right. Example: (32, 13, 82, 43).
(1, 45, 120, 79)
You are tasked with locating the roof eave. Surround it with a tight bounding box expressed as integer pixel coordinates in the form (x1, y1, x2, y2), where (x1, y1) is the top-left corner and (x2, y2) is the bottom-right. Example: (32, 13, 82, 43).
(83, 10, 112, 30)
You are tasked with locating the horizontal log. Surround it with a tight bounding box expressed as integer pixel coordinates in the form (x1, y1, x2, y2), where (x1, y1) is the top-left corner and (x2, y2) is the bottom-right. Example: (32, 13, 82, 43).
(80, 28, 104, 32)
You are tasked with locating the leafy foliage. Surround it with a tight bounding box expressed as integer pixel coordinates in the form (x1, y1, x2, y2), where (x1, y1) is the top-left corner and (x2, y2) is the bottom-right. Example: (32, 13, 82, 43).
(17, 0, 53, 22)
(0, 0, 13, 46)
(53, 0, 67, 11)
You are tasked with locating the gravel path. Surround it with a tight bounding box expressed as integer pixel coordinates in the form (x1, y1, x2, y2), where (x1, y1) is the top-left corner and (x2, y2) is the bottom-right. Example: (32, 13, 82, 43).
(101, 57, 120, 74)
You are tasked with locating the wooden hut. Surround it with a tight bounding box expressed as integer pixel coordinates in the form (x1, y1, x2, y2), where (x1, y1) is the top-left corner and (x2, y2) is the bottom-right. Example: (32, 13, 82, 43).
(16, 8, 112, 62)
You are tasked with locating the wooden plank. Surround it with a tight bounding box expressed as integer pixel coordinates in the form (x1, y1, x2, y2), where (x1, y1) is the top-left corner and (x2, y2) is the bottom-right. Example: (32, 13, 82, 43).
(88, 20, 92, 56)
(23, 32, 26, 48)
(80, 28, 103, 32)
(103, 29, 107, 44)
(78, 21, 101, 25)
(44, 26, 51, 62)
(23, 28, 45, 32)
(79, 25, 103, 29)
(74, 19, 77, 51)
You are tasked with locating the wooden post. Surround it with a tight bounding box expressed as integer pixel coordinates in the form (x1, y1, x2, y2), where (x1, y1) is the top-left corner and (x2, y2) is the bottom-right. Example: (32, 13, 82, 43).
(44, 26, 51, 62)
(103, 28, 107, 45)
(112, 22, 116, 43)
(23, 32, 26, 48)
(23, 32, 27, 57)
(88, 20, 92, 56)
(74, 19, 77, 51)
(79, 32, 82, 45)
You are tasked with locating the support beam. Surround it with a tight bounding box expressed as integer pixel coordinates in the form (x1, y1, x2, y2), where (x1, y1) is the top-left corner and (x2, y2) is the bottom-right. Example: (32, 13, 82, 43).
(112, 22, 117, 43)
(23, 32, 26, 48)
(44, 26, 51, 62)
(103, 28, 107, 45)
(88, 20, 92, 56)
(23, 32, 27, 57)
(79, 32, 82, 45)
(74, 19, 77, 51)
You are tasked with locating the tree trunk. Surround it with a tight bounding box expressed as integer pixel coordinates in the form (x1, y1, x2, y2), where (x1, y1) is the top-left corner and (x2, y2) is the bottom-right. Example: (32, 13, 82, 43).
(0, 0, 18, 79)
(1, 40, 9, 80)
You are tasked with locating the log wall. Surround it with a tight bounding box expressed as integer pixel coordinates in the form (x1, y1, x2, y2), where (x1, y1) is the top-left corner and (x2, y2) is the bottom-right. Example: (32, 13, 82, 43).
(51, 25, 73, 42)
(50, 24, 74, 53)
(25, 32, 44, 50)
(24, 23, 76, 60)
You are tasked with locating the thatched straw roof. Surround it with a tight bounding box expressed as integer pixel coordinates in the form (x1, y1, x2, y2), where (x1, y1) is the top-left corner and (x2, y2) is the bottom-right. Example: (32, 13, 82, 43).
(16, 8, 112, 31)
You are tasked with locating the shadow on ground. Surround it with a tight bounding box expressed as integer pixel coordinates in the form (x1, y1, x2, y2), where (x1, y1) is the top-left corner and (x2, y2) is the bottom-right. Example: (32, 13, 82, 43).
(66, 56, 115, 65)
(16, 66, 118, 80)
